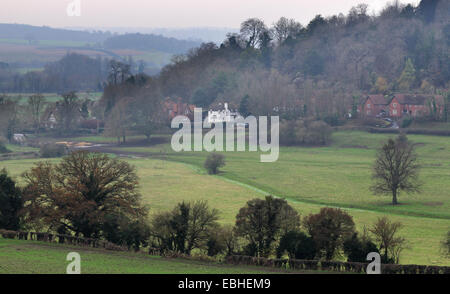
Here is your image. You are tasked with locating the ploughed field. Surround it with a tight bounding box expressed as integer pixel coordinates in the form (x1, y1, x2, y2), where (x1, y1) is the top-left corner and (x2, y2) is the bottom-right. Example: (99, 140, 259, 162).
(1, 131, 450, 267)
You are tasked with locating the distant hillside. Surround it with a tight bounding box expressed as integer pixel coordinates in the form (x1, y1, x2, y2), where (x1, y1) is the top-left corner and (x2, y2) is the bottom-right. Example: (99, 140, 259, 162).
(69, 26, 238, 44)
(0, 23, 202, 54)
(0, 23, 201, 79)
(0, 23, 110, 43)
(103, 33, 201, 54)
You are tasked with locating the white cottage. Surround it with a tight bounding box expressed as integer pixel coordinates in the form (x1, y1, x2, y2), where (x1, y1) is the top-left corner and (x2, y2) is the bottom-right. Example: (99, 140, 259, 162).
(207, 103, 243, 124)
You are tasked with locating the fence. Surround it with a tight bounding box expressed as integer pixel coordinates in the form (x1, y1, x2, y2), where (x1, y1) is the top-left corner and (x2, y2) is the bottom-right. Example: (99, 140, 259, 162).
(224, 255, 450, 274)
(1, 229, 449, 274)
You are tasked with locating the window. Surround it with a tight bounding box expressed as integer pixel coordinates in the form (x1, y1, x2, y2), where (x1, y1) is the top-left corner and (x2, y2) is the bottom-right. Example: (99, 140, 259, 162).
(393, 109, 397, 115)
(367, 103, 371, 108)
(393, 103, 397, 107)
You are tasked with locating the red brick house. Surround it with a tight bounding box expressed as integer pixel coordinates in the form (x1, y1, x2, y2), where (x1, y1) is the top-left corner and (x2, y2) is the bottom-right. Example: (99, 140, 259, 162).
(164, 98, 196, 120)
(362, 95, 390, 117)
(388, 94, 444, 118)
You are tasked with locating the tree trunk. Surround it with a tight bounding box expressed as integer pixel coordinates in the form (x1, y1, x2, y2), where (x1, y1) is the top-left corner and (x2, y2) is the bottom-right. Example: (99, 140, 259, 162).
(392, 189, 398, 205)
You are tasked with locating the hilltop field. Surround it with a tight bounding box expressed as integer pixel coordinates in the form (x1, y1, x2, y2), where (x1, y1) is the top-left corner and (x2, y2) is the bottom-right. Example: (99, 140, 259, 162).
(2, 130, 449, 271)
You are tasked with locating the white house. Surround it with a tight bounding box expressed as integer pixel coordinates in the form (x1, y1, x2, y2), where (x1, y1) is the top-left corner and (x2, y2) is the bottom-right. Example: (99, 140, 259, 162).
(13, 133, 27, 145)
(207, 103, 243, 124)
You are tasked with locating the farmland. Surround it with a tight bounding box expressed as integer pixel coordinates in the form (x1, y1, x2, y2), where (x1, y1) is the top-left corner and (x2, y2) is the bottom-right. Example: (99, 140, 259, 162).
(0, 39, 172, 74)
(1, 131, 450, 267)
(0, 238, 300, 274)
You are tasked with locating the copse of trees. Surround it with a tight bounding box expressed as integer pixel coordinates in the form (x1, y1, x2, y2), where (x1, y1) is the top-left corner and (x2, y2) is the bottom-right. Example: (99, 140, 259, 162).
(0, 53, 108, 93)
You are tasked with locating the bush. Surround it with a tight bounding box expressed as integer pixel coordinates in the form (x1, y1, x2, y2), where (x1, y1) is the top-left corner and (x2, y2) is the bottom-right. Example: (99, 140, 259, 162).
(343, 232, 379, 262)
(40, 143, 68, 158)
(0, 137, 10, 154)
(277, 230, 316, 260)
(206, 230, 226, 257)
(401, 117, 413, 128)
(204, 153, 225, 174)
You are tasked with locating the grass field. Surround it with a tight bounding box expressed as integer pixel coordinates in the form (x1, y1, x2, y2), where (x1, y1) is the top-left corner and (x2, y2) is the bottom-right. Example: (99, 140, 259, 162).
(0, 238, 301, 274)
(1, 130, 449, 268)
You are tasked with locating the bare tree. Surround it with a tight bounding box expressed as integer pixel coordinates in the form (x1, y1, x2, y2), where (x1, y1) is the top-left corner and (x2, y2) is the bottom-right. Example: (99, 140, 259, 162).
(369, 217, 406, 264)
(28, 94, 45, 134)
(240, 18, 268, 48)
(272, 17, 303, 44)
(371, 134, 421, 205)
(58, 92, 79, 133)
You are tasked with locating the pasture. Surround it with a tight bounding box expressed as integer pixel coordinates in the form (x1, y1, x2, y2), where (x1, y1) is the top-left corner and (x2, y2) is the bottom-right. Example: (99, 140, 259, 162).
(1, 131, 449, 267)
(0, 238, 293, 274)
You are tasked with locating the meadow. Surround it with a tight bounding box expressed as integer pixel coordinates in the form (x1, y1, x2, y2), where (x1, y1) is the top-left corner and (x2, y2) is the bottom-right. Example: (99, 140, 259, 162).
(1, 131, 449, 267)
(0, 238, 299, 274)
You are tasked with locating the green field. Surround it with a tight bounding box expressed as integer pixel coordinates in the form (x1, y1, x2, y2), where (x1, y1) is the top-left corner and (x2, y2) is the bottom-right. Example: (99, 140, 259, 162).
(0, 238, 300, 274)
(1, 131, 449, 269)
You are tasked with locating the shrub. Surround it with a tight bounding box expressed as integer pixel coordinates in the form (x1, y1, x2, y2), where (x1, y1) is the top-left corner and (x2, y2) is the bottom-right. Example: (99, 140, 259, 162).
(277, 230, 316, 260)
(401, 117, 413, 128)
(343, 232, 379, 262)
(40, 143, 68, 158)
(103, 213, 150, 251)
(204, 153, 225, 175)
(206, 229, 226, 257)
(0, 137, 10, 154)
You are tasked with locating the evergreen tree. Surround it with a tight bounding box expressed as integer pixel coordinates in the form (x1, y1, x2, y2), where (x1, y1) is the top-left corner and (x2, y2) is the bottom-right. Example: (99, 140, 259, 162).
(397, 58, 416, 91)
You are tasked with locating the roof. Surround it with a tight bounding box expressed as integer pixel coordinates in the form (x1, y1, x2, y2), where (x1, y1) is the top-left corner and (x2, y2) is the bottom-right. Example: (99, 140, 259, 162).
(366, 95, 389, 105)
(393, 94, 444, 106)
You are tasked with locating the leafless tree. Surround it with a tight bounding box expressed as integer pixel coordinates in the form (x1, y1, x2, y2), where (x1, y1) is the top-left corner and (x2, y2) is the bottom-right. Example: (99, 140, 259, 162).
(28, 94, 45, 134)
(272, 17, 303, 44)
(369, 217, 407, 264)
(371, 134, 421, 205)
(240, 18, 268, 48)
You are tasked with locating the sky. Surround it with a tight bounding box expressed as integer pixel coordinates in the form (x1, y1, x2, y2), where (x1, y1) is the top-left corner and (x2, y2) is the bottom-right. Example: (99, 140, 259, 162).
(1, 0, 419, 29)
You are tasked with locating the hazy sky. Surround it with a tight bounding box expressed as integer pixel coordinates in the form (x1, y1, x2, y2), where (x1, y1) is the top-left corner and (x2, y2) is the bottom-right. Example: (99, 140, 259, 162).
(1, 0, 419, 29)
